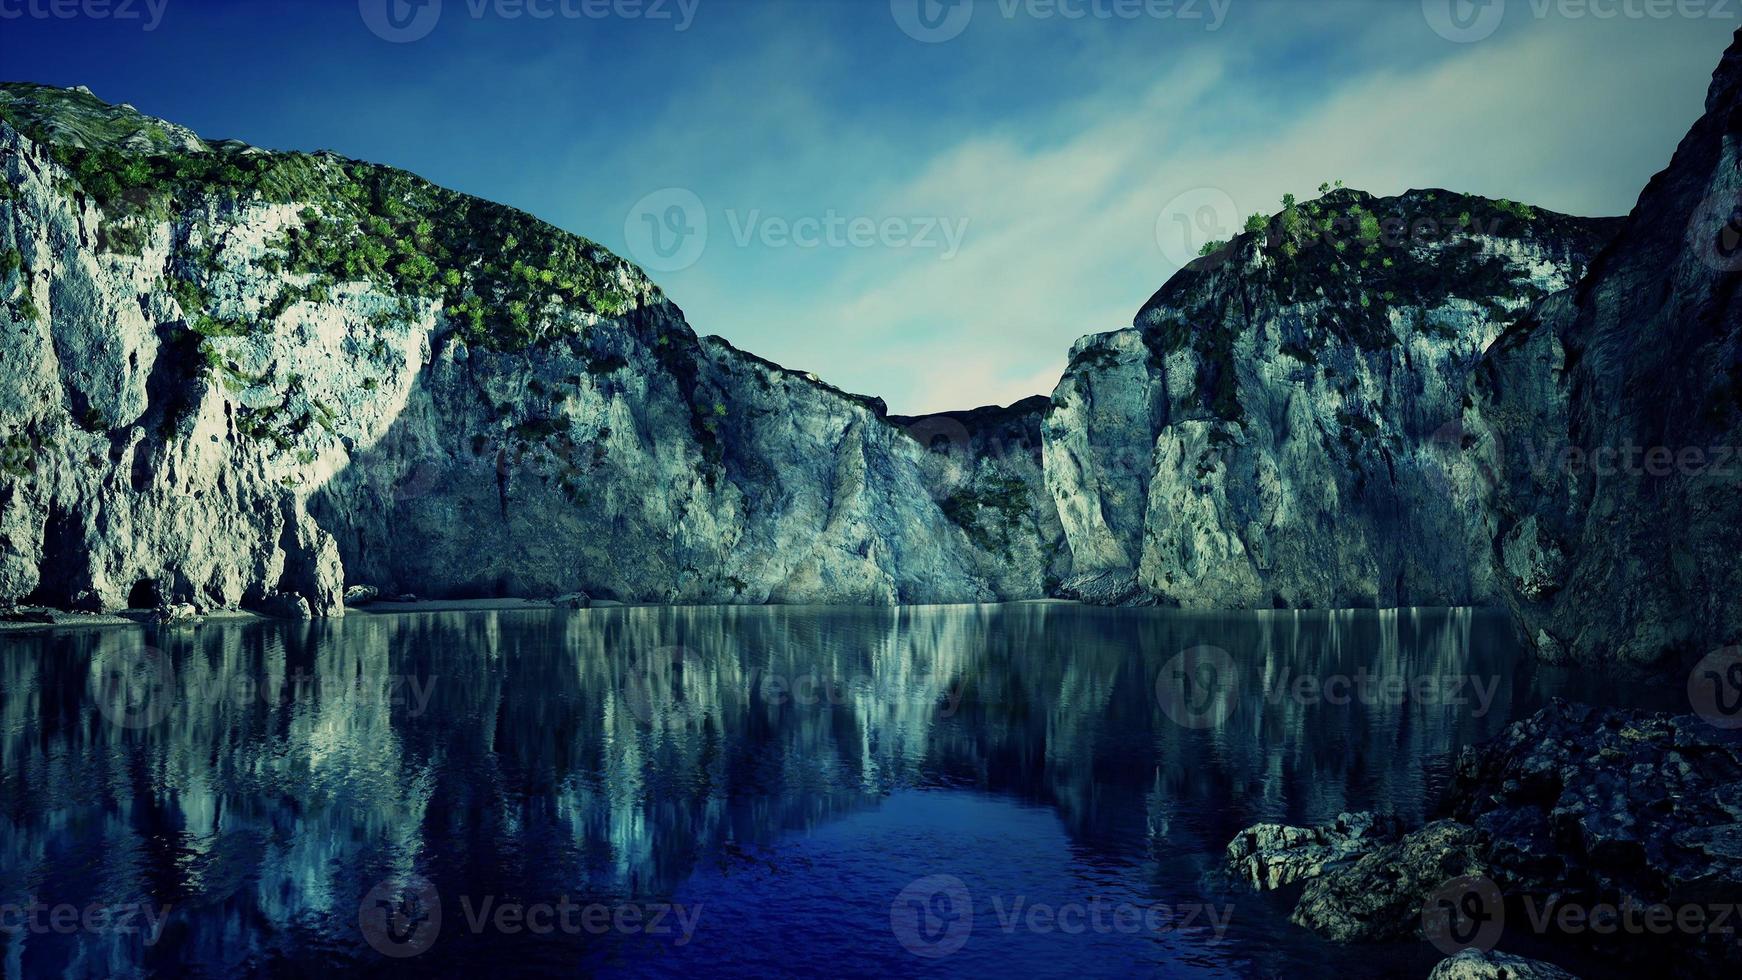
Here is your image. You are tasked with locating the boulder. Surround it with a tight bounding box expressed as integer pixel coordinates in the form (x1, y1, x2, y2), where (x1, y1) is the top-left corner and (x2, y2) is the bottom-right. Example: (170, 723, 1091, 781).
(257, 592, 314, 620)
(1449, 700, 1742, 969)
(343, 585, 380, 607)
(149, 603, 202, 627)
(552, 591, 591, 609)
(1428, 949, 1579, 980)
(1225, 811, 1402, 890)
(1290, 819, 1488, 942)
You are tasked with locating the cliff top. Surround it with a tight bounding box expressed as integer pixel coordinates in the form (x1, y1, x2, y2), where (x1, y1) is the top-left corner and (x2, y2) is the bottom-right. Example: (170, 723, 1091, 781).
(0, 81, 664, 352)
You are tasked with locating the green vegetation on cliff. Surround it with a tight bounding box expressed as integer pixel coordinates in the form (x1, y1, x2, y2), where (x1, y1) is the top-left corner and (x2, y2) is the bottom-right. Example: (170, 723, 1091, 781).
(0, 82, 648, 352)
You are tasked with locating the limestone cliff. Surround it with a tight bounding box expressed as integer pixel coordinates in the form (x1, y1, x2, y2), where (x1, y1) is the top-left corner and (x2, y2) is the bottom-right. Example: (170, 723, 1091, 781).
(0, 83, 1044, 613)
(1042, 188, 1618, 610)
(1468, 32, 1742, 665)
(8, 49, 1742, 674)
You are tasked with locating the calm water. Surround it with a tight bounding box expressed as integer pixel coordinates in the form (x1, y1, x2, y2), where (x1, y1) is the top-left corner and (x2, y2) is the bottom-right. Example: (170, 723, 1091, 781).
(0, 604, 1678, 978)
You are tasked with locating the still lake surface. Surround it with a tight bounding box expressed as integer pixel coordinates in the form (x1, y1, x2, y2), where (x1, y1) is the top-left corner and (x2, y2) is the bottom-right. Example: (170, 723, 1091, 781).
(0, 604, 1679, 978)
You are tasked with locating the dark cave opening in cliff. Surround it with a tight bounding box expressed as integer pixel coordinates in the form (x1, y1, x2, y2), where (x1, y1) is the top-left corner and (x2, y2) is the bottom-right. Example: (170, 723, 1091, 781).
(127, 579, 161, 609)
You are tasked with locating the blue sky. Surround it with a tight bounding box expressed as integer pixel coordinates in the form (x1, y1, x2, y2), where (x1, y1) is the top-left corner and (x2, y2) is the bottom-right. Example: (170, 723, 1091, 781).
(1, 0, 1734, 412)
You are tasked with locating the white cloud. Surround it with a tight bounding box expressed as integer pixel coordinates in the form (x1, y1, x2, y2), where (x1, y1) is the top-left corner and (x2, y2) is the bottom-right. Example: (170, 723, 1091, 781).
(714, 16, 1735, 414)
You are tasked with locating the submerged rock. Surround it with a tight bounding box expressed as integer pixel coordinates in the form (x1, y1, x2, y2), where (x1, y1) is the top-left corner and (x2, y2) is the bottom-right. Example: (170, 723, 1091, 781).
(1225, 811, 1402, 890)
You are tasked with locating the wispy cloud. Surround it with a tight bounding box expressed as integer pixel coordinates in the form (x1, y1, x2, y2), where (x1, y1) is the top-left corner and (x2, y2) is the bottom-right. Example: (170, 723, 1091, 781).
(654, 12, 1729, 414)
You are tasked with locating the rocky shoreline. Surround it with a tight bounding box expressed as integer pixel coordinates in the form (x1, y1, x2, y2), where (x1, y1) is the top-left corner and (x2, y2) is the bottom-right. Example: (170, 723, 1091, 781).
(0, 592, 636, 633)
(1222, 700, 1742, 977)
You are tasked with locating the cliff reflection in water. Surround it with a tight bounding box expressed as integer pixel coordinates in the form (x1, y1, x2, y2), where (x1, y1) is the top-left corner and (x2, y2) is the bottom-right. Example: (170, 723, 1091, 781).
(0, 604, 1653, 975)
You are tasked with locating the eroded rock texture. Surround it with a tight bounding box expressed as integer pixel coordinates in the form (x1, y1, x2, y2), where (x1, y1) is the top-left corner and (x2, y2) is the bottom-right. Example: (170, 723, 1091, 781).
(0, 84, 1047, 613)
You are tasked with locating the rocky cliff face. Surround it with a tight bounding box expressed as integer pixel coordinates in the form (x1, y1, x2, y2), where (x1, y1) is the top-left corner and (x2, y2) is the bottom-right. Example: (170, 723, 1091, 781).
(1042, 189, 1619, 610)
(7, 40, 1742, 671)
(0, 83, 1047, 613)
(1468, 32, 1742, 665)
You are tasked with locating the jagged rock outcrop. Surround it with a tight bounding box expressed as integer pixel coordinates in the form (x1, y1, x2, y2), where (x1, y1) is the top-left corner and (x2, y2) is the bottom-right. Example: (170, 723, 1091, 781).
(1468, 31, 1742, 665)
(1450, 700, 1742, 941)
(889, 396, 1070, 599)
(0, 83, 1047, 614)
(1289, 818, 1489, 942)
(1226, 700, 1742, 970)
(1224, 810, 1403, 890)
(1044, 189, 1618, 610)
